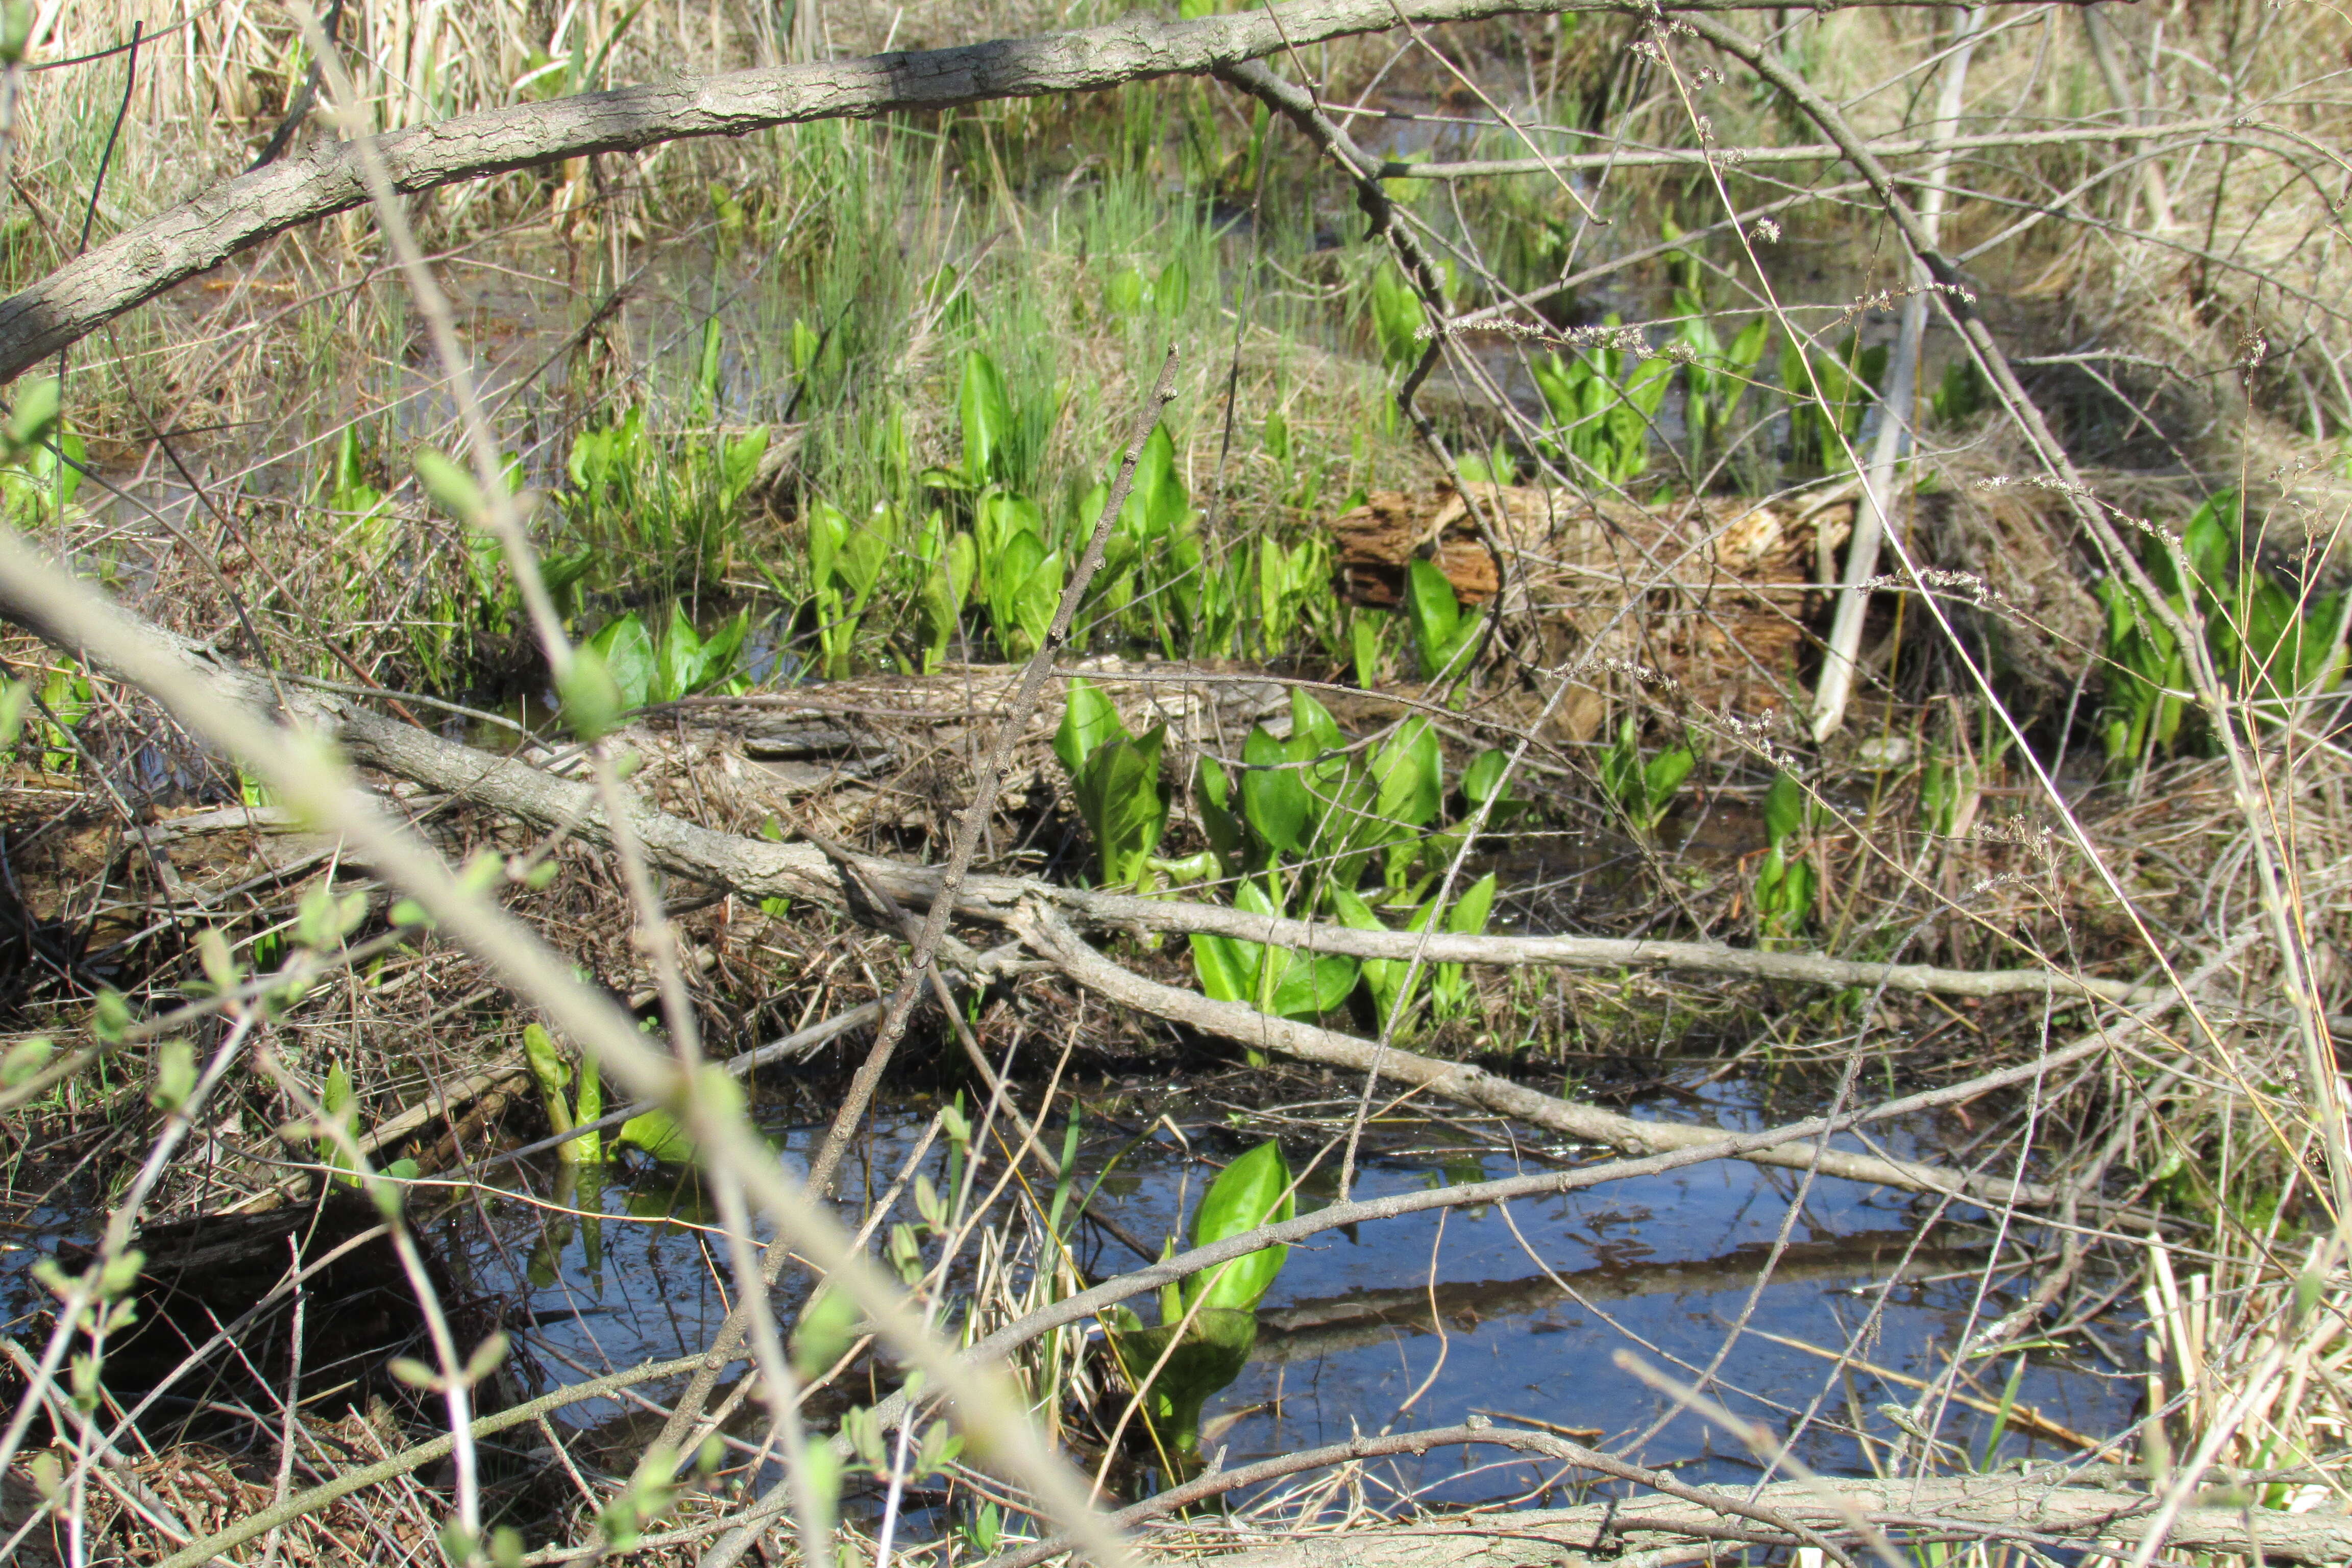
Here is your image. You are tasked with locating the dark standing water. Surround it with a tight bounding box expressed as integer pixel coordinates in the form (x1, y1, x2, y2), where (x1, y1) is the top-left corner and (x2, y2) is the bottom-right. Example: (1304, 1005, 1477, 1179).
(458, 1071, 2136, 1511)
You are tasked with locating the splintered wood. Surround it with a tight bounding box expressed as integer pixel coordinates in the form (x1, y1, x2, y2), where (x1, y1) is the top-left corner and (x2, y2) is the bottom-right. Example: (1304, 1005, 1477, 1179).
(1328, 482, 1855, 714)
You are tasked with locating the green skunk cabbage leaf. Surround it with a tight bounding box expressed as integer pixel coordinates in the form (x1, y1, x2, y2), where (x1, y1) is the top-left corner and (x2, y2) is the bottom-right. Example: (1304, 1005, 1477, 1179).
(1054, 678, 1126, 776)
(1241, 726, 1308, 854)
(619, 1110, 697, 1165)
(1763, 771, 1806, 847)
(1183, 1139, 1293, 1314)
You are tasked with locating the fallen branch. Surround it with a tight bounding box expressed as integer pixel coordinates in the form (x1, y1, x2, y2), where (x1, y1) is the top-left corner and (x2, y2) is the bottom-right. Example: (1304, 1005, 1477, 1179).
(1134, 1471, 2352, 1568)
(983, 1425, 1855, 1568)
(1010, 904, 2063, 1207)
(0, 0, 2067, 384)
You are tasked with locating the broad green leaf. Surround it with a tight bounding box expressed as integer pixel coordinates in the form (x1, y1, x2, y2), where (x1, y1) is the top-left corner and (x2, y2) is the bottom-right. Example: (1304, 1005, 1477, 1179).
(1196, 756, 1245, 867)
(1054, 678, 1127, 775)
(2180, 492, 2236, 605)
(1183, 1140, 1293, 1313)
(1288, 690, 1344, 757)
(569, 1055, 603, 1165)
(1371, 718, 1442, 829)
(619, 1110, 697, 1165)
(1644, 745, 1696, 813)
(1445, 872, 1498, 936)
(1189, 933, 1256, 1002)
(1104, 266, 1147, 316)
(523, 1022, 570, 1099)
(1762, 770, 1805, 847)
(1342, 884, 1436, 1034)
(721, 428, 769, 506)
(1241, 726, 1309, 854)
(1138, 426, 1191, 536)
(655, 602, 704, 705)
(1074, 725, 1168, 887)
(960, 351, 1014, 485)
(1461, 748, 1520, 819)
(588, 614, 656, 710)
(699, 611, 749, 689)
(1155, 258, 1192, 318)
(806, 501, 847, 592)
(323, 1060, 354, 1118)
(1015, 549, 1065, 654)
(837, 509, 896, 604)
(1102, 725, 1170, 870)
(1104, 1305, 1256, 1453)
(919, 530, 976, 672)
(1405, 559, 1460, 679)
(989, 529, 1047, 649)
(1269, 953, 1359, 1018)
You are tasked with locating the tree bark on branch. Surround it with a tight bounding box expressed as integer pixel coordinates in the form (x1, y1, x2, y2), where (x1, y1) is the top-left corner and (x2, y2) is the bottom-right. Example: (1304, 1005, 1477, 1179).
(0, 0, 2090, 384)
(1178, 1472, 2352, 1568)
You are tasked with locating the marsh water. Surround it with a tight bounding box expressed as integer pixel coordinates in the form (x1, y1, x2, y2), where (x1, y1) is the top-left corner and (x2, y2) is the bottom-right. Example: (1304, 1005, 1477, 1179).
(459, 1071, 2136, 1514)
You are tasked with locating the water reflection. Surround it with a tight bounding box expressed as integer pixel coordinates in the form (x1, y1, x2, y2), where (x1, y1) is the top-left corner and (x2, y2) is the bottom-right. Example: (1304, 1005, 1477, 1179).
(456, 1075, 2136, 1502)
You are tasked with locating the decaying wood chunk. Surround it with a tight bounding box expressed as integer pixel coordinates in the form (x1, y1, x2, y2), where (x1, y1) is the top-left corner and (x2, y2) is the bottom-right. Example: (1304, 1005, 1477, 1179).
(1327, 483, 1857, 713)
(625, 658, 1293, 842)
(1328, 482, 1854, 605)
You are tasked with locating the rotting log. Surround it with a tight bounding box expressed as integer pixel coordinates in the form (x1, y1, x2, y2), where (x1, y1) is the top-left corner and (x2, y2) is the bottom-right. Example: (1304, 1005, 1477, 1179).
(1326, 481, 1854, 716)
(0, 0, 2111, 386)
(26, 624, 2174, 1011)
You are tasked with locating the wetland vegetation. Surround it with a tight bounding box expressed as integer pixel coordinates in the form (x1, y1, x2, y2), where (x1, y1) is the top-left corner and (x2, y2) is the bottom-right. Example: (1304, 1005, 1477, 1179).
(3, 3, 2352, 1567)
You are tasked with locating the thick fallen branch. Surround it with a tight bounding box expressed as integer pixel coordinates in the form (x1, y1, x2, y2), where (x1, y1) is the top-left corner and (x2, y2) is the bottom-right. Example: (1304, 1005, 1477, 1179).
(1150, 1472, 2352, 1568)
(985, 1425, 1857, 1568)
(1010, 904, 2064, 1206)
(0, 0, 2096, 383)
